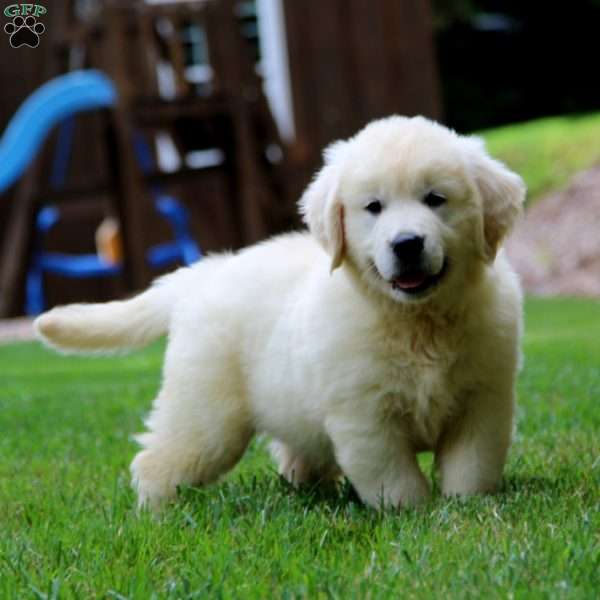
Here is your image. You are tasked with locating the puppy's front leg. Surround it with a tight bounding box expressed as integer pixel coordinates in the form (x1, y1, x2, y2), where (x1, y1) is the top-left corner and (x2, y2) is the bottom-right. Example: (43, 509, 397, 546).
(436, 387, 514, 497)
(325, 412, 430, 509)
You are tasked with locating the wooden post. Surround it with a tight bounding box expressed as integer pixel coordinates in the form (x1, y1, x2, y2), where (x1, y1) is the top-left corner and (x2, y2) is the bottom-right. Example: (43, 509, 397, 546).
(99, 5, 152, 290)
(0, 161, 42, 317)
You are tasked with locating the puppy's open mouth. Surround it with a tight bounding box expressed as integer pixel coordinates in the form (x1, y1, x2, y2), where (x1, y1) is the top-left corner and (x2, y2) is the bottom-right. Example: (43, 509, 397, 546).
(390, 259, 449, 296)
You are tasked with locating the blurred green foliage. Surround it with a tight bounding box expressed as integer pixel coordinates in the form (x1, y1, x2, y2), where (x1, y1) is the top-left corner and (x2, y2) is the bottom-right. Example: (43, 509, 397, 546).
(480, 113, 600, 203)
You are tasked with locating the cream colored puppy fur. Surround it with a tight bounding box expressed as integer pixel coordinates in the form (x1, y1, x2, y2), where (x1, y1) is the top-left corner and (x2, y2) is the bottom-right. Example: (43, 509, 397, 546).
(35, 116, 525, 510)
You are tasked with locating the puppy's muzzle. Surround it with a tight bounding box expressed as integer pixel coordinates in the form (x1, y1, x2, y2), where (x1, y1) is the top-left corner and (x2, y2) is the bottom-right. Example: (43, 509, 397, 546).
(389, 233, 446, 296)
(391, 233, 425, 264)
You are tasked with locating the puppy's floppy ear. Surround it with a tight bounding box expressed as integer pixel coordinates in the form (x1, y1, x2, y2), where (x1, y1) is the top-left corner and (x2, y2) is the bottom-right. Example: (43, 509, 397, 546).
(298, 142, 347, 271)
(467, 137, 526, 262)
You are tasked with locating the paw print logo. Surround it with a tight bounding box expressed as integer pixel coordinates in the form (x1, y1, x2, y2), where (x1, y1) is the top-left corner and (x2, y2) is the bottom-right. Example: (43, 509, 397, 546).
(4, 15, 45, 48)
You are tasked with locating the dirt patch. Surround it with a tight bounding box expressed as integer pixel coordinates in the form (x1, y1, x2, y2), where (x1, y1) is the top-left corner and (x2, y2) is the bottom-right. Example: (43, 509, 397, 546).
(0, 318, 35, 344)
(506, 164, 600, 296)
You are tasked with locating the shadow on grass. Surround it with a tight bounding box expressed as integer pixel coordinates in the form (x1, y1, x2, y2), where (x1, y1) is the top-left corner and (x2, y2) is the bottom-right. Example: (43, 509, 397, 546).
(171, 469, 579, 524)
(174, 472, 373, 521)
(279, 476, 364, 509)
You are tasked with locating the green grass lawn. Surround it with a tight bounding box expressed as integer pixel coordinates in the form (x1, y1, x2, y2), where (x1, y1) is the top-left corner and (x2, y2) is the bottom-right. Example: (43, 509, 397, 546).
(479, 112, 600, 204)
(1, 298, 599, 599)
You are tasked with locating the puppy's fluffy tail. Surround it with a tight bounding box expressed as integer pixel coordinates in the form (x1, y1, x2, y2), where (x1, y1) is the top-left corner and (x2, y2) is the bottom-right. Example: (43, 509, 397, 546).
(34, 270, 185, 354)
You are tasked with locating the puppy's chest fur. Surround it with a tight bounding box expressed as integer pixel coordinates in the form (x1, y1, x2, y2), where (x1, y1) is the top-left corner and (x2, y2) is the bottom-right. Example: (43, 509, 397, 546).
(372, 313, 466, 447)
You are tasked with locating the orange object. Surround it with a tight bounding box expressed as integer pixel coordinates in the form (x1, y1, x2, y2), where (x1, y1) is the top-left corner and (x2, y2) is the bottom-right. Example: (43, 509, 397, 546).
(95, 217, 123, 264)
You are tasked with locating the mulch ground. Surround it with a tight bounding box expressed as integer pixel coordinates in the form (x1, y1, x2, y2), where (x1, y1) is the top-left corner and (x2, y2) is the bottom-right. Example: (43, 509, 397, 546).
(506, 164, 600, 297)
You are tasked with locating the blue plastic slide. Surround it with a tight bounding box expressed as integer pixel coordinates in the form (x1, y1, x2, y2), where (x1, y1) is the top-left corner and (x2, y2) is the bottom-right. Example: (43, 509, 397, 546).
(0, 69, 202, 314)
(0, 70, 117, 193)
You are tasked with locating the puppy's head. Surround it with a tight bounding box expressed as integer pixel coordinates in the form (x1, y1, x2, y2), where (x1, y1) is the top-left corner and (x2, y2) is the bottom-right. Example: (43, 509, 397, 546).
(299, 116, 525, 303)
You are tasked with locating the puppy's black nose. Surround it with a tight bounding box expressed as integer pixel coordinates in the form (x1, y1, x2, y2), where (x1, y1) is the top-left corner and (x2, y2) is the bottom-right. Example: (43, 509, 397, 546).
(391, 234, 425, 262)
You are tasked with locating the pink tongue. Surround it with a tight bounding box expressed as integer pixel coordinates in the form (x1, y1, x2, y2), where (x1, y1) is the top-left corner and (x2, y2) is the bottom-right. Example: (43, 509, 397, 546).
(394, 273, 428, 289)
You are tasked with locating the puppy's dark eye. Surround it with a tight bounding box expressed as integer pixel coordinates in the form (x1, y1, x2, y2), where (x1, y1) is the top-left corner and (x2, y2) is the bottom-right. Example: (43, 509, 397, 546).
(365, 200, 383, 215)
(423, 191, 446, 208)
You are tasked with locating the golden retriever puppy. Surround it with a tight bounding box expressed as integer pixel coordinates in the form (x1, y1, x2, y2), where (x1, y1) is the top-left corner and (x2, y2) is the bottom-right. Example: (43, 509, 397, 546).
(35, 116, 525, 510)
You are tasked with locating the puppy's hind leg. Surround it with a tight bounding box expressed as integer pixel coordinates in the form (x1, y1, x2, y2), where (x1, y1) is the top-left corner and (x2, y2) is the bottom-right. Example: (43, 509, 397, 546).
(270, 440, 340, 486)
(131, 345, 253, 510)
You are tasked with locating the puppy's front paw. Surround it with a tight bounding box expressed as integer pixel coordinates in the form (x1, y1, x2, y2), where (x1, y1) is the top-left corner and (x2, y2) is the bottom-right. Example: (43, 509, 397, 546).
(441, 475, 501, 499)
